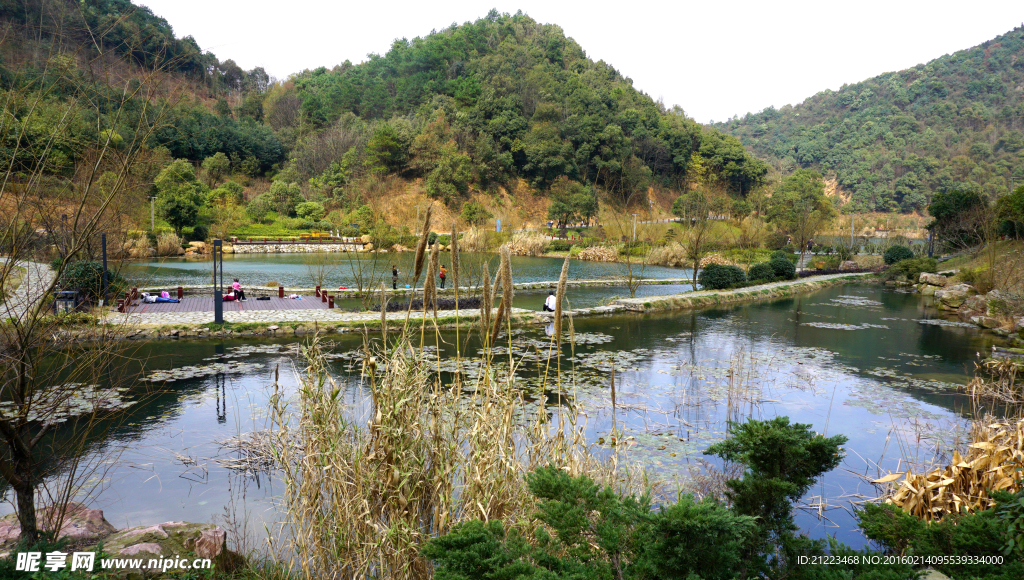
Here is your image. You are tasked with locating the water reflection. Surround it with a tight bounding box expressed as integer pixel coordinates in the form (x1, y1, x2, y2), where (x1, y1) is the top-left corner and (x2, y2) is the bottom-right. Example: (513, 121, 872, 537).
(4, 283, 1009, 549)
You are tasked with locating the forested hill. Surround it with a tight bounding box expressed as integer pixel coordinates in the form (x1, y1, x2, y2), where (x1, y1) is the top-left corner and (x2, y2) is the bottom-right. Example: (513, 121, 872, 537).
(716, 25, 1024, 214)
(277, 10, 767, 203)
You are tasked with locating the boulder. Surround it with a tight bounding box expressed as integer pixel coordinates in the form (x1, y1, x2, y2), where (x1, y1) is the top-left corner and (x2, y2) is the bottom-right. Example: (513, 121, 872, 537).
(971, 316, 1002, 329)
(962, 295, 988, 313)
(839, 261, 859, 271)
(363, 242, 374, 252)
(0, 503, 117, 547)
(934, 284, 974, 309)
(920, 285, 937, 296)
(360, 234, 372, 244)
(187, 241, 206, 251)
(98, 522, 235, 572)
(919, 273, 948, 287)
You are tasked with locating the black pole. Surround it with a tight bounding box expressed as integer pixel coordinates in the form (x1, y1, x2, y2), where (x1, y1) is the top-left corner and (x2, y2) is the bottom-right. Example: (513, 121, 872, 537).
(101, 233, 109, 306)
(213, 239, 223, 324)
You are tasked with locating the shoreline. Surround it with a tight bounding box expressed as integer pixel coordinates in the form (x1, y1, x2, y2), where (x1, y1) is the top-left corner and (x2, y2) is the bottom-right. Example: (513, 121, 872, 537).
(85, 272, 878, 340)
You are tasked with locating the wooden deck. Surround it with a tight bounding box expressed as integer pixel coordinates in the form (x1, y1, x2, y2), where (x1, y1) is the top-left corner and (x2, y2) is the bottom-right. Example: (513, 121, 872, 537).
(126, 295, 330, 314)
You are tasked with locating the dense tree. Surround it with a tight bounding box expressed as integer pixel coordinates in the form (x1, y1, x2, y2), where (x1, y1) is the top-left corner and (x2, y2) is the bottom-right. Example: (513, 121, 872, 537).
(155, 160, 205, 234)
(927, 188, 988, 250)
(764, 170, 836, 255)
(719, 25, 1024, 212)
(547, 176, 597, 226)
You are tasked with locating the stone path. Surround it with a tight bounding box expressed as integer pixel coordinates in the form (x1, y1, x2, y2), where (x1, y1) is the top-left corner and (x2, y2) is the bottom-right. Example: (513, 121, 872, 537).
(106, 306, 533, 326)
(106, 271, 872, 326)
(1, 259, 55, 321)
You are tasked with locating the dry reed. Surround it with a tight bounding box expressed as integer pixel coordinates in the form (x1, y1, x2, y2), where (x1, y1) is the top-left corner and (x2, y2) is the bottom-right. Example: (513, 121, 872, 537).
(874, 417, 1024, 521)
(490, 246, 513, 345)
(268, 328, 638, 579)
(963, 358, 1022, 402)
(450, 222, 460, 300)
(554, 254, 569, 343)
(480, 261, 492, 343)
(155, 232, 182, 256)
(412, 205, 432, 286)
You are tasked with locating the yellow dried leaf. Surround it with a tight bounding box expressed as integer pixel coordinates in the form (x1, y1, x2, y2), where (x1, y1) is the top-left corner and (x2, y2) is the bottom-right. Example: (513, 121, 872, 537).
(872, 472, 904, 484)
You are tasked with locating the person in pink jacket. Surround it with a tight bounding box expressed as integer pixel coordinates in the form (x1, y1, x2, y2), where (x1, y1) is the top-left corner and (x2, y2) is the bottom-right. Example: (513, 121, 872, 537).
(231, 278, 247, 301)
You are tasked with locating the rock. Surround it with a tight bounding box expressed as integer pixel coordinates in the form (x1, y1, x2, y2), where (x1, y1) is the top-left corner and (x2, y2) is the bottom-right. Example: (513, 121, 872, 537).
(363, 242, 374, 252)
(919, 273, 948, 287)
(119, 543, 164, 557)
(360, 234, 372, 244)
(920, 285, 937, 296)
(267, 325, 279, 332)
(175, 246, 185, 256)
(187, 241, 206, 251)
(839, 261, 859, 271)
(919, 569, 952, 580)
(222, 244, 234, 254)
(99, 522, 234, 570)
(294, 325, 307, 335)
(979, 317, 1002, 329)
(935, 285, 973, 309)
(0, 503, 117, 547)
(962, 295, 988, 313)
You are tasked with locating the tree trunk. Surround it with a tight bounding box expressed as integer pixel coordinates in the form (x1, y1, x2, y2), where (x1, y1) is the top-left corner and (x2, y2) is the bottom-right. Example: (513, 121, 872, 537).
(15, 482, 38, 543)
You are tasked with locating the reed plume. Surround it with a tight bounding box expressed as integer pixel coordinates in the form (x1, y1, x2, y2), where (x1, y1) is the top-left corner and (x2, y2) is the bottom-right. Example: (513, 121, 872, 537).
(428, 242, 440, 316)
(412, 204, 433, 286)
(379, 283, 388, 336)
(554, 254, 570, 344)
(423, 243, 438, 317)
(480, 261, 492, 343)
(450, 221, 460, 301)
(490, 245, 513, 345)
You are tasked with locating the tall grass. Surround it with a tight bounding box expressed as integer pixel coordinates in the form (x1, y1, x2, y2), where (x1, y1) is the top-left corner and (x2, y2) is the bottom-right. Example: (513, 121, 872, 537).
(267, 226, 641, 579)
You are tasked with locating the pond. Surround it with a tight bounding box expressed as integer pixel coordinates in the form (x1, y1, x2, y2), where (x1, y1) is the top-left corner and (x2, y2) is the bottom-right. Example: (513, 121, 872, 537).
(120, 252, 692, 289)
(3, 283, 1007, 550)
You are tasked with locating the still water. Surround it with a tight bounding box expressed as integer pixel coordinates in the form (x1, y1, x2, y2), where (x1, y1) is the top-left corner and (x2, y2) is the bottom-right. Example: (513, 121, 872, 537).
(120, 252, 692, 289)
(7, 284, 1005, 548)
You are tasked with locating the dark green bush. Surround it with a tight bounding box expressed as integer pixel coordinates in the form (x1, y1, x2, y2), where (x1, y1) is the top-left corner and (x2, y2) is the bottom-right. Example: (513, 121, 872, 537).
(427, 418, 914, 580)
(858, 495, 1024, 579)
(771, 249, 796, 263)
(769, 257, 797, 280)
(549, 239, 573, 252)
(57, 260, 127, 303)
(698, 264, 747, 290)
(748, 262, 777, 282)
(883, 245, 914, 265)
(884, 257, 937, 281)
(181, 224, 208, 242)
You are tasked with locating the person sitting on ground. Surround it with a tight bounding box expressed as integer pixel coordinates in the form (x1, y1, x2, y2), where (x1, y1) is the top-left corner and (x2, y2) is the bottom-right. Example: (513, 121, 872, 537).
(223, 290, 236, 302)
(231, 278, 247, 301)
(543, 290, 557, 312)
(392, 265, 399, 290)
(439, 264, 447, 289)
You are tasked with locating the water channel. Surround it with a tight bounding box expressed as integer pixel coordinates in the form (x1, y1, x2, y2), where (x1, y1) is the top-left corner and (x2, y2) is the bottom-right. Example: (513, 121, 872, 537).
(3, 282, 1007, 549)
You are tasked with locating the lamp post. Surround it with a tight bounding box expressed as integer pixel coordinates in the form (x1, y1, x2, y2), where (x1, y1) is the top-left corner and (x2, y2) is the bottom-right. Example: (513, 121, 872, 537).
(213, 239, 224, 324)
(631, 214, 639, 242)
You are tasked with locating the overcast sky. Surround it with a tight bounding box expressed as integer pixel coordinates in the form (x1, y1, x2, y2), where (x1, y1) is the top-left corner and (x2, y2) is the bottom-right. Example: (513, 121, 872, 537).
(140, 0, 1022, 124)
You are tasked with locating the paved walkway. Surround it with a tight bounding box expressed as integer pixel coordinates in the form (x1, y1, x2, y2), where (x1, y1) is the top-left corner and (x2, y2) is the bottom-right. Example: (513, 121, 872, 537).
(106, 271, 872, 326)
(1, 259, 55, 321)
(107, 306, 533, 326)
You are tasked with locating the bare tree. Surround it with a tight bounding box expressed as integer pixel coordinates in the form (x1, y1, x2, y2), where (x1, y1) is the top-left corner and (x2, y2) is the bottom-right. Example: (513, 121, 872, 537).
(0, 10, 182, 541)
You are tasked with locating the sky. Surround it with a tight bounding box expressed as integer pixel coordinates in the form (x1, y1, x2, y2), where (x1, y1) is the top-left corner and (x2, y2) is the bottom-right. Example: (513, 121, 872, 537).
(140, 0, 1023, 124)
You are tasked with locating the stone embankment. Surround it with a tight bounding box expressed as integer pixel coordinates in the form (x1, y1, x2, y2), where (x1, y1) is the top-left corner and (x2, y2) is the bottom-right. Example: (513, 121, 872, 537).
(914, 273, 1024, 343)
(0, 503, 238, 573)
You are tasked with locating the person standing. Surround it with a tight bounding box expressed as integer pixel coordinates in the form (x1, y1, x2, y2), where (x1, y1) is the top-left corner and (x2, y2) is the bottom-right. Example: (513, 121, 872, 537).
(439, 264, 447, 289)
(392, 265, 399, 290)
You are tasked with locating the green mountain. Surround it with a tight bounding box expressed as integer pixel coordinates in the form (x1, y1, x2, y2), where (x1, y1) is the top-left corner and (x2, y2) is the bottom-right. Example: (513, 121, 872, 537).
(1, 0, 284, 175)
(275, 9, 767, 203)
(716, 25, 1024, 213)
